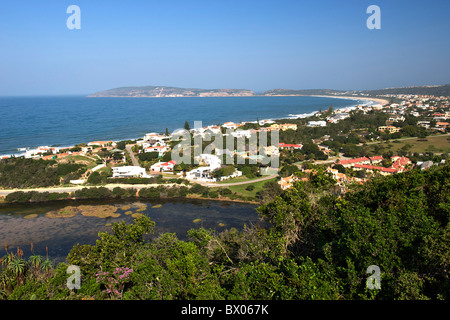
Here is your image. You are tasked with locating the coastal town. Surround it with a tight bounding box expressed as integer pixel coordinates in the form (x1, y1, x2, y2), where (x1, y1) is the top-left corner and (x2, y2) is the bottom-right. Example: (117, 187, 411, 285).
(1, 92, 448, 200)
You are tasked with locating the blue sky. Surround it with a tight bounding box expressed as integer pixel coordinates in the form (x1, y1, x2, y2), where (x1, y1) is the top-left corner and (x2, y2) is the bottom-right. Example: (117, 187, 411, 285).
(1, 0, 449, 95)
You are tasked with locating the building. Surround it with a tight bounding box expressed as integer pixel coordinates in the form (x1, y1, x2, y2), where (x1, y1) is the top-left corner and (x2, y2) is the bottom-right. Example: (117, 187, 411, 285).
(377, 126, 401, 134)
(222, 122, 243, 130)
(279, 143, 303, 150)
(270, 123, 297, 131)
(230, 129, 253, 138)
(88, 141, 114, 147)
(337, 157, 371, 168)
(327, 113, 349, 123)
(112, 166, 150, 178)
(263, 145, 280, 156)
(388, 115, 405, 122)
(144, 145, 170, 157)
(369, 156, 383, 164)
(353, 164, 399, 176)
(150, 160, 176, 173)
(195, 154, 222, 170)
(278, 175, 298, 190)
(307, 120, 327, 127)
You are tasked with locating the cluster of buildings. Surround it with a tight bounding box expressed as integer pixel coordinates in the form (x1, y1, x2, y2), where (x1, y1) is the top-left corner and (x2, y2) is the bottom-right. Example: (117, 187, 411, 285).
(278, 154, 414, 191)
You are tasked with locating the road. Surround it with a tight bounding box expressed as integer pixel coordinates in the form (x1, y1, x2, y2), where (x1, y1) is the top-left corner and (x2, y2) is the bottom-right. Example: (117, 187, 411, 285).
(0, 183, 177, 197)
(198, 174, 278, 187)
(125, 144, 140, 167)
(0, 174, 280, 197)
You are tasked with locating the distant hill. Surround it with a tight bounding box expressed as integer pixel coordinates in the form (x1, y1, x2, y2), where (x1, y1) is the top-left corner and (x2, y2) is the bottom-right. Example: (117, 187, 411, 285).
(261, 88, 347, 96)
(359, 84, 450, 97)
(262, 85, 450, 98)
(88, 86, 255, 97)
(88, 84, 450, 98)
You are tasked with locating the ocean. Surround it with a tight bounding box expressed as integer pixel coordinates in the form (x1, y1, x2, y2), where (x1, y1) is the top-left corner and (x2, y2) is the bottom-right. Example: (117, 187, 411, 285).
(0, 95, 370, 156)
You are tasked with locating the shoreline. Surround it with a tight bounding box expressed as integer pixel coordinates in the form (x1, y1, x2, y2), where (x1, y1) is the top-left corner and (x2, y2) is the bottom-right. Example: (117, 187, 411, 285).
(263, 94, 389, 106)
(0, 95, 384, 158)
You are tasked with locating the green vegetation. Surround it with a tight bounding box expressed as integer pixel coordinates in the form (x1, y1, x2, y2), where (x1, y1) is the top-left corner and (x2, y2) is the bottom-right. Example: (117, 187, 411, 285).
(1, 164, 448, 300)
(0, 158, 88, 189)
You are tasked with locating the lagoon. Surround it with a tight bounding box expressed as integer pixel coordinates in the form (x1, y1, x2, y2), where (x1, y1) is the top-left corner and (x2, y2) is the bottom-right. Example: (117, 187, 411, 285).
(0, 198, 260, 262)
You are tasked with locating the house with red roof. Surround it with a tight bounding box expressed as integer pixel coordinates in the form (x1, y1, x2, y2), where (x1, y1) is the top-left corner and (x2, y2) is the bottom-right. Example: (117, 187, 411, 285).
(338, 157, 370, 167)
(279, 143, 303, 150)
(150, 160, 176, 173)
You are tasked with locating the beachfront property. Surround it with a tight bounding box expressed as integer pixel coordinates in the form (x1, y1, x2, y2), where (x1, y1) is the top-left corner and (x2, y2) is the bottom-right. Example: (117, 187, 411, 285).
(88, 140, 115, 148)
(24, 146, 74, 158)
(144, 133, 168, 141)
(326, 112, 350, 123)
(222, 121, 243, 130)
(204, 125, 222, 135)
(112, 166, 150, 178)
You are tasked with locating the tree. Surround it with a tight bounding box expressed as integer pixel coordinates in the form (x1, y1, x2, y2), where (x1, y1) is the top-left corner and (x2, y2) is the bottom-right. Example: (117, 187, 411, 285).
(184, 121, 190, 131)
(258, 180, 283, 203)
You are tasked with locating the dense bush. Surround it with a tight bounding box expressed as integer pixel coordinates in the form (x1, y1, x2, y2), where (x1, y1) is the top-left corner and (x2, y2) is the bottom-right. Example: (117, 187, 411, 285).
(0, 158, 88, 188)
(2, 164, 448, 300)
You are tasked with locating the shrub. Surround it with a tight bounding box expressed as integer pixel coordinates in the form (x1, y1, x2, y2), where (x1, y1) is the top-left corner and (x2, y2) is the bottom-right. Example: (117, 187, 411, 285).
(245, 185, 255, 191)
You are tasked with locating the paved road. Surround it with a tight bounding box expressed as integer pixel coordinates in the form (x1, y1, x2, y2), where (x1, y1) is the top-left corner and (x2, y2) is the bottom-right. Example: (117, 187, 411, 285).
(125, 144, 140, 167)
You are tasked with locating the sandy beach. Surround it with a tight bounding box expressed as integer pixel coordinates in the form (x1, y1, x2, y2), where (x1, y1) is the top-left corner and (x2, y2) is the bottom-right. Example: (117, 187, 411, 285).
(267, 94, 389, 106)
(308, 95, 390, 106)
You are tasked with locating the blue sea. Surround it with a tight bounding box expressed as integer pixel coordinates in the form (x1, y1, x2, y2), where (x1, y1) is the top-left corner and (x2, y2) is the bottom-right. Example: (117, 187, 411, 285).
(0, 95, 370, 156)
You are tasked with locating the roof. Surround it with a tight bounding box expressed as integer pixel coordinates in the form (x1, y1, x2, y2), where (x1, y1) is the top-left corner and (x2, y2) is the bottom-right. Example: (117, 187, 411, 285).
(338, 157, 370, 165)
(354, 164, 398, 173)
(279, 143, 302, 148)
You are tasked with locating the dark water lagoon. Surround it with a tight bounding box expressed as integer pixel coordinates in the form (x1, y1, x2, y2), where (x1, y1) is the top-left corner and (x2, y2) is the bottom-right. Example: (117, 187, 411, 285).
(0, 198, 261, 262)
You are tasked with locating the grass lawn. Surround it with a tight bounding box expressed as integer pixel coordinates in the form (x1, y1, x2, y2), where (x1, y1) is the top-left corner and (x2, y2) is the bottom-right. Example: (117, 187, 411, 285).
(372, 134, 450, 154)
(217, 175, 262, 184)
(213, 177, 278, 199)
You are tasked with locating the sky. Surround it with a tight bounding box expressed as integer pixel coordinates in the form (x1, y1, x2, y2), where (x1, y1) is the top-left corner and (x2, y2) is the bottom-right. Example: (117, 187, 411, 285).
(0, 0, 449, 95)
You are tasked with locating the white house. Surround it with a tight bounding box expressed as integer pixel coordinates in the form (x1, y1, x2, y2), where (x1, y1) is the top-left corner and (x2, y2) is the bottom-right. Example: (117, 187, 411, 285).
(145, 133, 167, 142)
(195, 154, 222, 170)
(231, 129, 253, 138)
(307, 120, 327, 127)
(204, 125, 222, 134)
(112, 166, 150, 178)
(144, 145, 170, 157)
(327, 113, 349, 123)
(150, 160, 176, 173)
(222, 122, 240, 130)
